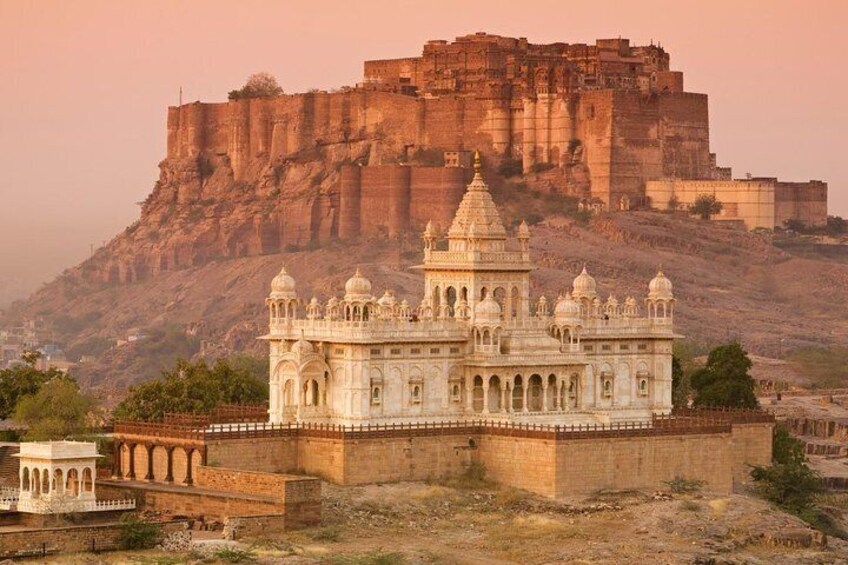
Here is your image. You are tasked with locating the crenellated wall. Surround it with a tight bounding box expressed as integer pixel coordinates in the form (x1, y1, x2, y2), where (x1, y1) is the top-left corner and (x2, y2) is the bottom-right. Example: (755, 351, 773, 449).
(165, 88, 711, 206)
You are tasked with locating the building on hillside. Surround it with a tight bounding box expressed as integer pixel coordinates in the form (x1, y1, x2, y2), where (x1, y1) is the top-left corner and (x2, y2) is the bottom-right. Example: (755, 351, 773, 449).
(265, 154, 678, 425)
(645, 178, 828, 230)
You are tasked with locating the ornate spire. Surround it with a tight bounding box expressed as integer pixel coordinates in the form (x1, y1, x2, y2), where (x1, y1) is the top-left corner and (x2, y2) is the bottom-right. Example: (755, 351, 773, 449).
(446, 151, 506, 240)
(473, 150, 482, 177)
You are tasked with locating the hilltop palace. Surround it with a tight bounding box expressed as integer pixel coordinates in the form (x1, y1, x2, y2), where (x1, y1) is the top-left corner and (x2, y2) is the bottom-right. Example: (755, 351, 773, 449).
(265, 154, 677, 426)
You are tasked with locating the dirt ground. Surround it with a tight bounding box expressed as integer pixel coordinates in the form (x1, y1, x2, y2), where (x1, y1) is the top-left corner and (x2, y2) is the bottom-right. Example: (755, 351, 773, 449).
(41, 480, 848, 565)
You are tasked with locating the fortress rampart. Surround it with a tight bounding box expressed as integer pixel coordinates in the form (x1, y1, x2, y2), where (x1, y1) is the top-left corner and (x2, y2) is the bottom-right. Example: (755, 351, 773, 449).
(166, 87, 711, 209)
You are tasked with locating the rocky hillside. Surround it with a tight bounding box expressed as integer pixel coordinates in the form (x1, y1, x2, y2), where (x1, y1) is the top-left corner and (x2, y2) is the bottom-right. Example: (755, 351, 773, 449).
(6, 191, 848, 403)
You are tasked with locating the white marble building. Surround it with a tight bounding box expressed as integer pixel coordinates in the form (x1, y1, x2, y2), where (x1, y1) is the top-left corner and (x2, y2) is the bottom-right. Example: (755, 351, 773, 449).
(0, 441, 135, 514)
(263, 154, 678, 426)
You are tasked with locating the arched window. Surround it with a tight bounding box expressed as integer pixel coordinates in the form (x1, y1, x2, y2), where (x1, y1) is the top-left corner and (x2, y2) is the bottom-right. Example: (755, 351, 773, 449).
(512, 375, 524, 411)
(21, 467, 29, 491)
(473, 375, 484, 412)
(412, 385, 421, 404)
(371, 386, 381, 405)
(82, 467, 93, 492)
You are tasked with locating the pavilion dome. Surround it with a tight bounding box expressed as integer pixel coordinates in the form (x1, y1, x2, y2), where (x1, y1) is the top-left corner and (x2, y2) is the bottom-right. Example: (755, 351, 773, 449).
(270, 266, 297, 299)
(554, 292, 581, 323)
(377, 289, 397, 309)
(474, 295, 502, 324)
(344, 268, 372, 300)
(290, 336, 314, 356)
(648, 269, 674, 300)
(572, 266, 597, 298)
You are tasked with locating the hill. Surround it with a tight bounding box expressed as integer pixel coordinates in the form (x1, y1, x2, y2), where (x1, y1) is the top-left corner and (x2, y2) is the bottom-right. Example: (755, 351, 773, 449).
(4, 191, 848, 403)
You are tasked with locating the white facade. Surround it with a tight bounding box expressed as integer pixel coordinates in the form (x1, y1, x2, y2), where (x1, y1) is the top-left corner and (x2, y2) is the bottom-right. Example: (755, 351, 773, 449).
(264, 154, 678, 426)
(0, 441, 134, 514)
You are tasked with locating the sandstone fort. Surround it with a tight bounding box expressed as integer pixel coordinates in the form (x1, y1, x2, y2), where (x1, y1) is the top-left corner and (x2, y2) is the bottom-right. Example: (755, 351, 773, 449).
(94, 32, 826, 284)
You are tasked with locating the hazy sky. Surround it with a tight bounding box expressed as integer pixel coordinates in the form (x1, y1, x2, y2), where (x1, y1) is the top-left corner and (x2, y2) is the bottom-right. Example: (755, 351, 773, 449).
(1, 0, 845, 302)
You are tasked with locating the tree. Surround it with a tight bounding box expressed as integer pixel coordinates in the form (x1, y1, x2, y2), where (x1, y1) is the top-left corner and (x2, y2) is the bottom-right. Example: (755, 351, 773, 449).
(688, 193, 723, 220)
(690, 342, 758, 408)
(671, 355, 690, 409)
(13, 375, 97, 440)
(0, 352, 63, 419)
(113, 356, 268, 422)
(228, 72, 284, 100)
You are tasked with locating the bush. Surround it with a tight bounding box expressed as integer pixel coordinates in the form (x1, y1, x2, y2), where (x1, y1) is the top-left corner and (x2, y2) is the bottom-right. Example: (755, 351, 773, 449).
(663, 477, 704, 494)
(497, 159, 523, 178)
(688, 193, 723, 220)
(530, 162, 555, 174)
(117, 514, 160, 550)
(213, 546, 257, 563)
(751, 462, 821, 513)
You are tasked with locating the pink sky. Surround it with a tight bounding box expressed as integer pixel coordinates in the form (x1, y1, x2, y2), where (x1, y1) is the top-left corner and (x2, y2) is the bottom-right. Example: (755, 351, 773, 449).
(0, 0, 844, 302)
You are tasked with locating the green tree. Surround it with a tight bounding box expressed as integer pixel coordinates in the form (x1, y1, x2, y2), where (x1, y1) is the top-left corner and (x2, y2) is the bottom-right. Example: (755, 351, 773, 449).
(772, 423, 805, 466)
(0, 352, 63, 419)
(13, 375, 97, 440)
(113, 357, 268, 422)
(690, 342, 758, 408)
(688, 193, 723, 220)
(671, 355, 690, 409)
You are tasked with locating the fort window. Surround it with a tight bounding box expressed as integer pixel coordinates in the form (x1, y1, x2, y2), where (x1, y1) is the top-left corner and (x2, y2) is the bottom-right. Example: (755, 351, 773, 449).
(637, 344, 647, 351)
(430, 348, 441, 354)
(411, 348, 421, 355)
(587, 105, 595, 119)
(450, 347, 460, 354)
(620, 344, 630, 351)
(601, 344, 611, 351)
(583, 345, 594, 352)
(334, 348, 345, 355)
(391, 348, 402, 355)
(370, 348, 382, 356)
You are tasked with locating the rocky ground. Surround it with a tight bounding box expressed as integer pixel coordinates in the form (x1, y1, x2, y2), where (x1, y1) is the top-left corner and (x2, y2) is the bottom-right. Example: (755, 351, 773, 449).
(43, 481, 848, 564)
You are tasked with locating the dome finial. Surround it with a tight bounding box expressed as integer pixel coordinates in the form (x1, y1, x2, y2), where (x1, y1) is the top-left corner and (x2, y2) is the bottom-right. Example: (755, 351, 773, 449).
(473, 150, 482, 176)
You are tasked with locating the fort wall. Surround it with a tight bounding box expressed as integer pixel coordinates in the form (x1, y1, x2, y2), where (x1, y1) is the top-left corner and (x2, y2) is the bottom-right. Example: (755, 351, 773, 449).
(645, 178, 827, 229)
(165, 88, 712, 209)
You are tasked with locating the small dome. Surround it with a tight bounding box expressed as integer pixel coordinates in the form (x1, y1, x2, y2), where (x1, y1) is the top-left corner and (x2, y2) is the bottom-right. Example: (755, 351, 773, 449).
(474, 295, 502, 324)
(554, 292, 581, 323)
(308, 296, 319, 306)
(572, 266, 597, 298)
(606, 295, 618, 307)
(271, 266, 297, 298)
(344, 268, 372, 300)
(326, 296, 339, 307)
(291, 336, 314, 356)
(377, 289, 396, 308)
(648, 269, 674, 300)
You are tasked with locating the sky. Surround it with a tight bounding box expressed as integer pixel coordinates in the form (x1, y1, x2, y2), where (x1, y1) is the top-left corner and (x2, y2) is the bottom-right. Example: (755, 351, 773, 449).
(0, 0, 845, 303)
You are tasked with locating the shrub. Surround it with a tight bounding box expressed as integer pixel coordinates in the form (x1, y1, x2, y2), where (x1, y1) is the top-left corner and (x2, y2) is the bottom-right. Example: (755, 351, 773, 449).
(213, 546, 257, 563)
(497, 159, 523, 178)
(751, 462, 821, 513)
(530, 162, 555, 174)
(688, 193, 723, 220)
(117, 514, 160, 550)
(663, 477, 705, 494)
